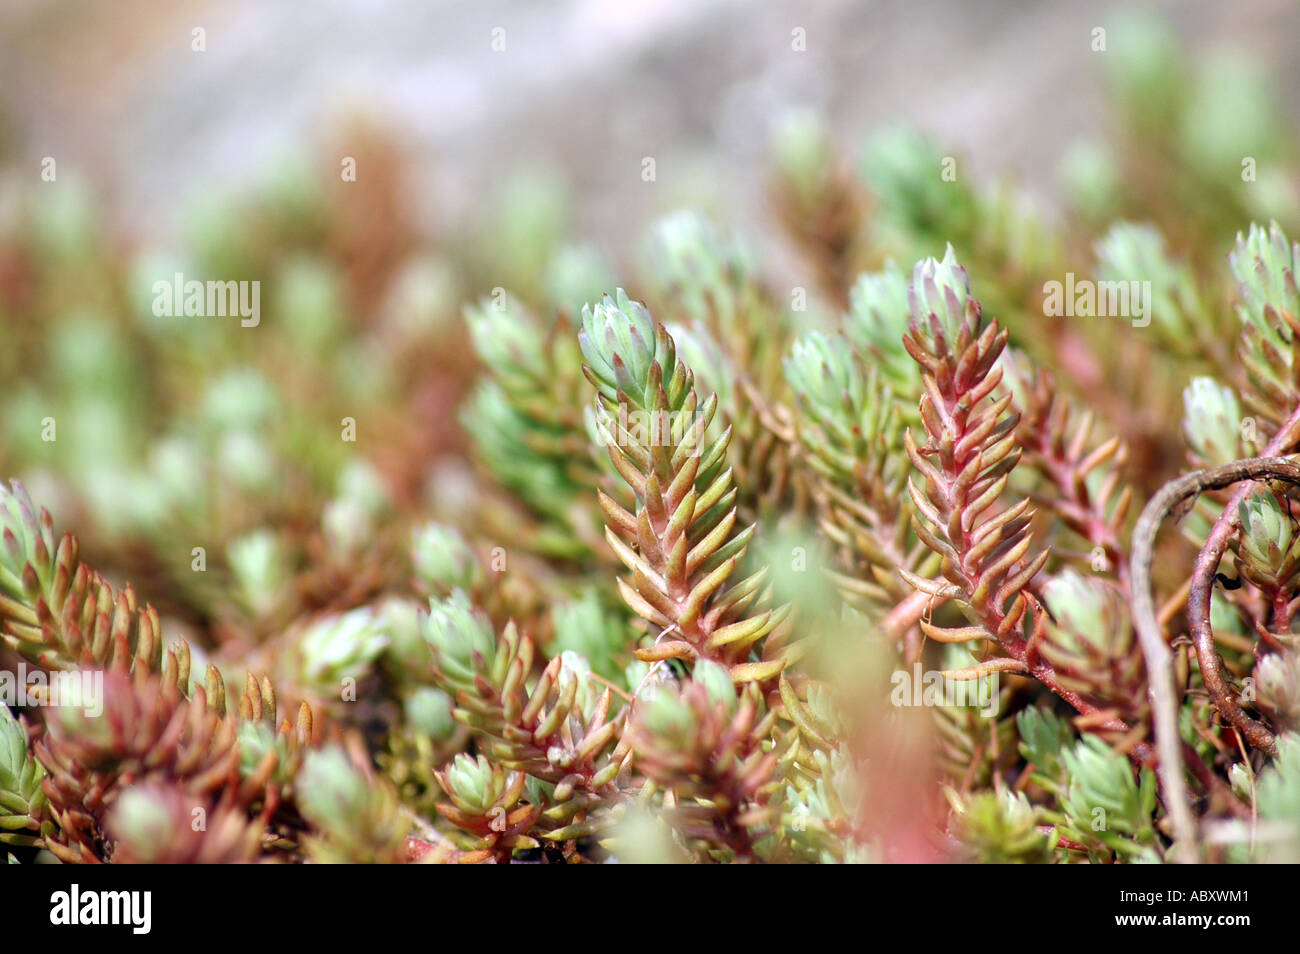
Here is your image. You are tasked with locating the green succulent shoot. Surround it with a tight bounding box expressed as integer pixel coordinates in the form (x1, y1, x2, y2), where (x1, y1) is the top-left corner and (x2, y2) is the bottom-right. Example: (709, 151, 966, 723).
(1255, 652, 1300, 726)
(373, 597, 426, 673)
(543, 243, 617, 315)
(771, 111, 838, 203)
(297, 746, 408, 863)
(1039, 570, 1141, 708)
(227, 529, 292, 618)
(464, 292, 551, 388)
(860, 128, 977, 242)
(1229, 221, 1300, 341)
(785, 330, 904, 475)
(1253, 732, 1300, 860)
(908, 244, 977, 345)
(634, 684, 699, 751)
(951, 790, 1052, 864)
(1236, 491, 1300, 589)
(0, 481, 59, 643)
(0, 705, 46, 846)
(403, 686, 457, 742)
(1016, 706, 1074, 792)
(1060, 736, 1158, 857)
(785, 331, 867, 435)
(1182, 377, 1242, 465)
(420, 591, 497, 693)
(580, 289, 677, 414)
(549, 588, 629, 684)
(296, 607, 389, 692)
(691, 658, 738, 715)
(845, 264, 918, 396)
(665, 319, 735, 414)
(1041, 570, 1130, 658)
(105, 784, 180, 858)
(438, 753, 515, 816)
(550, 648, 598, 720)
(1095, 222, 1207, 347)
(580, 289, 791, 682)
(322, 460, 392, 556)
(298, 747, 370, 829)
(642, 212, 755, 322)
(237, 721, 296, 788)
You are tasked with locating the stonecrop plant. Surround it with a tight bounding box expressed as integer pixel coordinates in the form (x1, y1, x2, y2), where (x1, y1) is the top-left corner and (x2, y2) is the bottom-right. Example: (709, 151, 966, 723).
(5, 10, 1300, 864)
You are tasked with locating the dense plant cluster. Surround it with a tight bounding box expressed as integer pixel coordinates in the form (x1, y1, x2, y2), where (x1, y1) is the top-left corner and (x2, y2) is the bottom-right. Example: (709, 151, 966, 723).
(3, 12, 1300, 863)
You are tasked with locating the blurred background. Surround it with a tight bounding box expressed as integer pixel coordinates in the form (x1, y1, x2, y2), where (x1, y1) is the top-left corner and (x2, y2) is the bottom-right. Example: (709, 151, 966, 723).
(3, 0, 1299, 259)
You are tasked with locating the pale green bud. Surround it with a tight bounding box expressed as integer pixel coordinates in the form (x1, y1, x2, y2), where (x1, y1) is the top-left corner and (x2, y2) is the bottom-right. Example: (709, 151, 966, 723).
(771, 111, 835, 200)
(1237, 492, 1300, 582)
(374, 597, 426, 670)
(404, 687, 456, 741)
(441, 753, 505, 814)
(785, 331, 865, 432)
(551, 589, 625, 683)
(321, 497, 373, 556)
(336, 460, 391, 519)
(579, 288, 662, 408)
(555, 650, 597, 718)
(1182, 377, 1241, 466)
(1256, 652, 1300, 725)
(421, 591, 496, 687)
(0, 705, 45, 827)
(217, 431, 276, 493)
(298, 747, 368, 832)
(846, 264, 915, 390)
(227, 529, 290, 617)
(411, 522, 482, 595)
(1042, 570, 1129, 657)
(107, 784, 178, 860)
(666, 320, 734, 411)
(1061, 736, 1156, 839)
(544, 244, 616, 314)
(202, 368, 279, 434)
(1229, 222, 1300, 336)
(642, 212, 754, 310)
(277, 257, 346, 352)
(1095, 222, 1202, 339)
(637, 684, 697, 747)
(909, 245, 975, 343)
(297, 607, 388, 688)
(1228, 763, 1253, 801)
(465, 292, 548, 382)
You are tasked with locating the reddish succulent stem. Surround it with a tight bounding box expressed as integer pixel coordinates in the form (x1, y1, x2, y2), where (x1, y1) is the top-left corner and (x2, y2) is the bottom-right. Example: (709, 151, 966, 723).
(1186, 443, 1300, 760)
(1271, 587, 1293, 637)
(910, 322, 1128, 732)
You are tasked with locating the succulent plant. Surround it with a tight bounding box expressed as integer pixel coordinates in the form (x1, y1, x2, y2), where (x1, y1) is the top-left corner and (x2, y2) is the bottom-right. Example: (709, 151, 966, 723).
(4, 13, 1300, 871)
(0, 706, 46, 848)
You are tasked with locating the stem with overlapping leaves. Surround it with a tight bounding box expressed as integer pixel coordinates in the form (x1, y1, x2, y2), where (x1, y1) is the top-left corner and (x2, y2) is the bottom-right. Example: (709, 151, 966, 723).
(579, 290, 796, 684)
